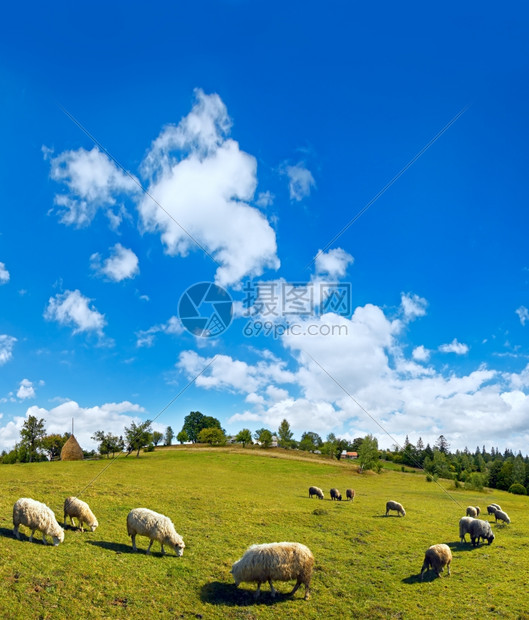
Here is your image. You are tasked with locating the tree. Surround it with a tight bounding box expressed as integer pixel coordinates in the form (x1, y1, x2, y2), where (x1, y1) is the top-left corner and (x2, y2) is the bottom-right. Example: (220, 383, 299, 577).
(358, 434, 379, 472)
(277, 419, 294, 448)
(40, 434, 67, 460)
(181, 411, 222, 443)
(334, 438, 350, 460)
(254, 428, 273, 448)
(91, 431, 124, 458)
(299, 431, 323, 452)
(435, 435, 450, 454)
(198, 427, 226, 445)
(164, 426, 175, 446)
(124, 420, 152, 457)
(235, 429, 253, 447)
(20, 415, 46, 462)
(152, 431, 163, 447)
(177, 430, 189, 444)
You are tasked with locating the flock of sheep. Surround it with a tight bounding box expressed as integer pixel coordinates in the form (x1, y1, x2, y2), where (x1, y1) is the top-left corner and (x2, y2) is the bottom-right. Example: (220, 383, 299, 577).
(10, 488, 513, 600)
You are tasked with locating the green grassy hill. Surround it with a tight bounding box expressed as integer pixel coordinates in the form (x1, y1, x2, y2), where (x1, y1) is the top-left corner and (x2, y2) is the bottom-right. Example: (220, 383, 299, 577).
(1, 447, 528, 619)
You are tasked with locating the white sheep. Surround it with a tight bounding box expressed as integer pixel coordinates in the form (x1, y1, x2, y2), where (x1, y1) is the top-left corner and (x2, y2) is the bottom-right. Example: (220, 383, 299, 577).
(63, 497, 98, 532)
(459, 516, 475, 543)
(386, 500, 406, 517)
(469, 518, 495, 546)
(126, 508, 185, 556)
(308, 486, 324, 500)
(13, 498, 64, 546)
(420, 544, 452, 580)
(466, 506, 477, 518)
(487, 503, 501, 515)
(231, 542, 314, 600)
(494, 509, 510, 524)
(330, 488, 342, 501)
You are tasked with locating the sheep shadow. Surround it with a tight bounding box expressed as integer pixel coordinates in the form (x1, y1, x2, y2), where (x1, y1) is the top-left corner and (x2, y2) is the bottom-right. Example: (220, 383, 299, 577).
(87, 540, 135, 554)
(200, 582, 302, 606)
(0, 527, 15, 539)
(402, 571, 441, 584)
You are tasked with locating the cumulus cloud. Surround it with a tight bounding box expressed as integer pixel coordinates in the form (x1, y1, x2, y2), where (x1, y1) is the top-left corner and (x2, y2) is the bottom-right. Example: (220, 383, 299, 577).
(0, 262, 9, 284)
(44, 290, 106, 335)
(138, 89, 279, 286)
(90, 243, 139, 282)
(136, 316, 184, 347)
(516, 306, 529, 326)
(0, 400, 147, 452)
(46, 146, 139, 227)
(284, 162, 315, 201)
(177, 350, 295, 395)
(401, 293, 427, 321)
(439, 338, 469, 355)
(16, 379, 36, 400)
(412, 345, 430, 362)
(0, 334, 17, 365)
(314, 248, 354, 278)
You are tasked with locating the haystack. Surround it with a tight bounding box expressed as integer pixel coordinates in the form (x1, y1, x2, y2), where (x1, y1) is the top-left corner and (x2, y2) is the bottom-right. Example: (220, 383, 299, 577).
(61, 434, 84, 461)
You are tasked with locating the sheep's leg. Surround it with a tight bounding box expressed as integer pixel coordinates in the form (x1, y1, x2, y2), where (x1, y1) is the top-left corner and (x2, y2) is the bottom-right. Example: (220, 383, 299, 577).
(13, 526, 20, 540)
(42, 533, 48, 545)
(289, 580, 301, 596)
(146, 539, 154, 554)
(29, 530, 35, 543)
(63, 513, 67, 527)
(447, 563, 451, 576)
(303, 583, 311, 600)
(160, 543, 166, 554)
(131, 534, 137, 551)
(79, 520, 84, 533)
(254, 582, 261, 600)
(268, 580, 277, 598)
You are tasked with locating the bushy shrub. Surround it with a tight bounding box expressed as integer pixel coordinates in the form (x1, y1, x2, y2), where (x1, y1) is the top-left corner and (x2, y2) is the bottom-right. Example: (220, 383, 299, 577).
(509, 482, 527, 495)
(426, 474, 433, 482)
(465, 472, 486, 491)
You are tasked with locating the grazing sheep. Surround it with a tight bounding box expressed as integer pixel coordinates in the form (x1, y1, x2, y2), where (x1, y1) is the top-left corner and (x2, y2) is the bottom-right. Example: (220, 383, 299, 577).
(330, 488, 342, 501)
(469, 519, 495, 546)
(459, 516, 475, 543)
(475, 506, 481, 516)
(126, 508, 185, 556)
(420, 544, 452, 580)
(466, 506, 478, 518)
(308, 486, 324, 500)
(63, 497, 98, 532)
(385, 500, 406, 517)
(494, 509, 510, 524)
(231, 542, 314, 600)
(346, 489, 355, 501)
(487, 503, 501, 515)
(13, 498, 64, 546)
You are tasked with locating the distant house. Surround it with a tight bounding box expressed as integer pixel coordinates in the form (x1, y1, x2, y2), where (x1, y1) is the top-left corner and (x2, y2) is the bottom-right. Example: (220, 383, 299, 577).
(343, 451, 358, 459)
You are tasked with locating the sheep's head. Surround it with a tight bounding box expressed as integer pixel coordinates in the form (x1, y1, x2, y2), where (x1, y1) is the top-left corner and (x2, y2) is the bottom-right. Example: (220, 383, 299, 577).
(168, 533, 185, 556)
(52, 529, 65, 546)
(487, 533, 495, 545)
(89, 518, 99, 532)
(230, 565, 240, 586)
(400, 508, 406, 516)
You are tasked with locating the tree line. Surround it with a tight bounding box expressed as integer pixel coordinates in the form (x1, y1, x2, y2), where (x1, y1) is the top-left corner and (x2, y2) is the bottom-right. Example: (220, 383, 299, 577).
(2, 414, 528, 495)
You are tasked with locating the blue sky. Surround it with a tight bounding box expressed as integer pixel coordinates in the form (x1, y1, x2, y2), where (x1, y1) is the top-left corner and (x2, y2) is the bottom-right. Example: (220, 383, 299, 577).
(1, 1, 529, 452)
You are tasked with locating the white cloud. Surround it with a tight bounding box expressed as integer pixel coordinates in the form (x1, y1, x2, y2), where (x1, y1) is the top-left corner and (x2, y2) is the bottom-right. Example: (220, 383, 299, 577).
(439, 338, 469, 355)
(16, 379, 36, 400)
(138, 89, 279, 286)
(46, 146, 139, 227)
(412, 345, 430, 362)
(401, 293, 427, 321)
(44, 290, 106, 335)
(0, 262, 9, 284)
(0, 334, 17, 365)
(314, 248, 354, 278)
(177, 350, 295, 395)
(136, 316, 184, 347)
(0, 400, 147, 452)
(91, 243, 139, 282)
(284, 163, 315, 201)
(256, 191, 274, 207)
(516, 306, 529, 326)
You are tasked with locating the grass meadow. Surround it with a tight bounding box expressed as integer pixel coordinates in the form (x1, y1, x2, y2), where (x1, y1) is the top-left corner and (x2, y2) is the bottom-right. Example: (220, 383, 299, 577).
(1, 446, 528, 619)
